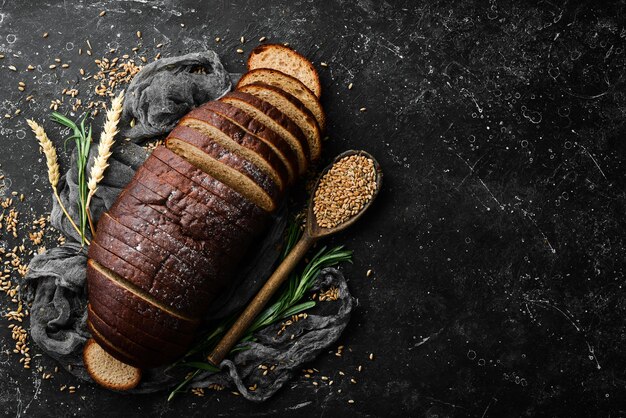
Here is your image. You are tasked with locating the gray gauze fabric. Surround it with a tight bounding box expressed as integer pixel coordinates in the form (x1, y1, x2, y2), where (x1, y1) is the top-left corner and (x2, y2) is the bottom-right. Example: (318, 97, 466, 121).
(21, 51, 353, 401)
(120, 51, 231, 142)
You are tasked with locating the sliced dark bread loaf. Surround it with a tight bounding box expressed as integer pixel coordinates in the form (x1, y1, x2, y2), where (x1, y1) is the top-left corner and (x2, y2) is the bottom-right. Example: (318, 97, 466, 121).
(87, 259, 199, 334)
(247, 43, 321, 97)
(142, 154, 260, 234)
(220, 92, 310, 174)
(87, 321, 145, 368)
(83, 339, 142, 390)
(201, 101, 300, 183)
(238, 82, 322, 161)
(151, 146, 268, 222)
(166, 125, 281, 212)
(181, 107, 290, 190)
(96, 213, 206, 290)
(89, 240, 215, 317)
(237, 68, 326, 131)
(123, 175, 250, 258)
(88, 305, 180, 368)
(88, 288, 190, 353)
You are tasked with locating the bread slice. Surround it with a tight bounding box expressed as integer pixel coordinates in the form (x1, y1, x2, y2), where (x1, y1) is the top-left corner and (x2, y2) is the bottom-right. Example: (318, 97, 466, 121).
(87, 305, 180, 368)
(83, 338, 142, 390)
(131, 166, 251, 255)
(247, 43, 321, 97)
(221, 92, 309, 174)
(87, 259, 199, 333)
(151, 146, 268, 222)
(142, 154, 260, 234)
(89, 240, 215, 317)
(166, 125, 281, 212)
(237, 68, 326, 131)
(181, 108, 290, 190)
(201, 101, 300, 183)
(238, 82, 322, 161)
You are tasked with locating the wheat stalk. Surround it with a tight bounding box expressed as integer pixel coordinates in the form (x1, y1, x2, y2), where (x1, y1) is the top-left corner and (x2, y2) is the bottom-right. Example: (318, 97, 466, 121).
(85, 90, 124, 233)
(27, 119, 89, 245)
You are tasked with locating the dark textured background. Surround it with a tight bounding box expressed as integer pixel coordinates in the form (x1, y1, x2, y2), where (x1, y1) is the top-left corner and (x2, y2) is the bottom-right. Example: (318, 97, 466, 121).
(0, 0, 625, 416)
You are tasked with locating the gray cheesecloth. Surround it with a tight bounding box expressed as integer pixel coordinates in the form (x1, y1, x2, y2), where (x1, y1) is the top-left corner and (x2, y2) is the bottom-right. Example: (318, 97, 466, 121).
(21, 51, 353, 400)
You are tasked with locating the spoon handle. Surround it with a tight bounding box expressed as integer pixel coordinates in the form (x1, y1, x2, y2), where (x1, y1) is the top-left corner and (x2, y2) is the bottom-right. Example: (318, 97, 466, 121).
(208, 232, 317, 366)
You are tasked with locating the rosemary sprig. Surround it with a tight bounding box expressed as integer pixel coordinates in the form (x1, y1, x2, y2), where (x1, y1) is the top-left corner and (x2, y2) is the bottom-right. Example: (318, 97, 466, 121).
(51, 112, 92, 244)
(167, 220, 352, 401)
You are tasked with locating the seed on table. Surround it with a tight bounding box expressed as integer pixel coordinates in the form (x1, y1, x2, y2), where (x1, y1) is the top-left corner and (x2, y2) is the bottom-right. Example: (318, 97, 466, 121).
(215, 37, 221, 42)
(136, 31, 142, 38)
(99, 10, 106, 17)
(49, 64, 56, 69)
(27, 65, 34, 71)
(0, 54, 5, 59)
(156, 43, 163, 48)
(321, 62, 328, 67)
(240, 36, 245, 43)
(61, 63, 69, 68)
(236, 48, 244, 54)
(42, 32, 49, 38)
(259, 36, 267, 42)
(348, 82, 353, 90)
(79, 68, 85, 75)
(8, 65, 17, 71)
(359, 107, 367, 112)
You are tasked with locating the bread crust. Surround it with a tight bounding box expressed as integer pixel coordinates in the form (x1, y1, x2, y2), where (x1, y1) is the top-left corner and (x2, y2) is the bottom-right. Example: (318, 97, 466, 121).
(201, 101, 300, 182)
(166, 125, 281, 211)
(238, 82, 322, 161)
(221, 91, 310, 173)
(83, 338, 142, 390)
(181, 107, 290, 189)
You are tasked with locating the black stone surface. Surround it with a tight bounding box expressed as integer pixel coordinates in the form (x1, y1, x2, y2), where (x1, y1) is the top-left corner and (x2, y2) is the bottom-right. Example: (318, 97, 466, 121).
(0, 0, 625, 416)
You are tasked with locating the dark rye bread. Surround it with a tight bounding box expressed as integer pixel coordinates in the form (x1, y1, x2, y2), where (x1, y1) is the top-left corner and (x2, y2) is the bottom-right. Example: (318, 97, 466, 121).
(131, 167, 250, 253)
(88, 287, 190, 353)
(238, 82, 322, 161)
(93, 230, 211, 299)
(142, 154, 261, 234)
(109, 196, 234, 283)
(221, 92, 310, 174)
(201, 101, 299, 183)
(151, 146, 268, 222)
(88, 240, 215, 317)
(181, 107, 290, 190)
(237, 68, 326, 132)
(96, 213, 206, 291)
(87, 265, 195, 345)
(166, 125, 281, 212)
(123, 175, 251, 259)
(87, 259, 199, 334)
(247, 43, 321, 97)
(87, 320, 144, 367)
(88, 305, 180, 368)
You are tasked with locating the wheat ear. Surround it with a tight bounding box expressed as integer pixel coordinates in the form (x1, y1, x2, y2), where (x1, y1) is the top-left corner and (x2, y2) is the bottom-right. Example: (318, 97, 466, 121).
(27, 119, 89, 245)
(85, 90, 124, 233)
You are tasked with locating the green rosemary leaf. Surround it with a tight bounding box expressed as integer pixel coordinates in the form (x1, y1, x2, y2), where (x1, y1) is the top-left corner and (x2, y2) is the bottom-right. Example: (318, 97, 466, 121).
(167, 369, 200, 402)
(181, 361, 221, 372)
(280, 300, 316, 319)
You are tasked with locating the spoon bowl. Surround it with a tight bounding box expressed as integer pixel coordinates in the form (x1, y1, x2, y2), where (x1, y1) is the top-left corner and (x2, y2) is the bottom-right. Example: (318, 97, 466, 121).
(307, 149, 383, 238)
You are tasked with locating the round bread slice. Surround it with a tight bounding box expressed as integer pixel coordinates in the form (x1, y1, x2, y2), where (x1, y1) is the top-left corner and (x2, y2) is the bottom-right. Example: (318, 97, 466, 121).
(181, 108, 290, 190)
(166, 125, 281, 212)
(236, 68, 326, 131)
(238, 82, 322, 161)
(83, 338, 142, 390)
(221, 91, 310, 174)
(247, 43, 321, 97)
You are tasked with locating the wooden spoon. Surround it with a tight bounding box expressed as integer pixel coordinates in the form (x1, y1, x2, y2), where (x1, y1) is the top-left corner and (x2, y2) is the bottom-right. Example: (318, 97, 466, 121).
(207, 150, 383, 366)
